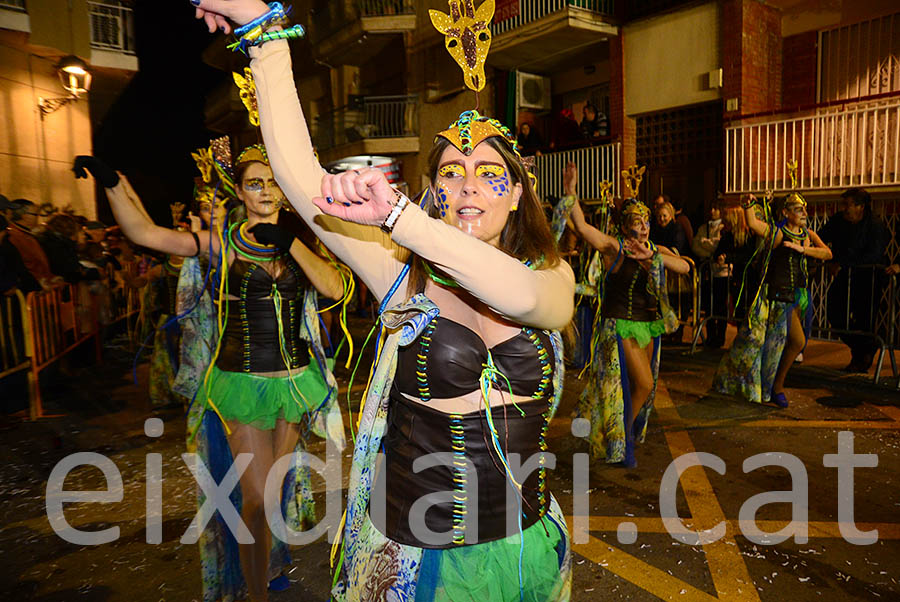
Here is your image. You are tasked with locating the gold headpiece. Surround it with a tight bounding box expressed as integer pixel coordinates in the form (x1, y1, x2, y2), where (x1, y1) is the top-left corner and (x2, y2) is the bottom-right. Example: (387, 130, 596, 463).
(192, 136, 237, 203)
(784, 159, 806, 208)
(233, 67, 260, 127)
(429, 0, 495, 92)
(599, 180, 614, 207)
(621, 165, 646, 199)
(235, 144, 268, 167)
(436, 109, 515, 155)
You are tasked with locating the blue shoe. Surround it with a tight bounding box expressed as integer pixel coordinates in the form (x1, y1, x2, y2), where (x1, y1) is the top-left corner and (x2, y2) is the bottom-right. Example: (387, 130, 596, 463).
(269, 575, 290, 592)
(772, 392, 789, 408)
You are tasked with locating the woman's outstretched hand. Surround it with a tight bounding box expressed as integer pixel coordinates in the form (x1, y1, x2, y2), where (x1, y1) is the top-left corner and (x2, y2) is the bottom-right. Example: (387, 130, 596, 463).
(312, 169, 398, 227)
(189, 0, 269, 34)
(73, 156, 119, 188)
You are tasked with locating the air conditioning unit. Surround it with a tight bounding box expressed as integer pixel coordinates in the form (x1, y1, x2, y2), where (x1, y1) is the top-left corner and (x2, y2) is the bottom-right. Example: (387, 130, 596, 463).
(517, 71, 551, 111)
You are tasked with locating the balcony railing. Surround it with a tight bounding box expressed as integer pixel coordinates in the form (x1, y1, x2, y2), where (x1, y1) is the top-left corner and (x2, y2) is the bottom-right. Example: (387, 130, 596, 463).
(88, 1, 136, 55)
(0, 0, 26, 12)
(313, 95, 418, 151)
(535, 142, 621, 201)
(725, 95, 900, 193)
(491, 0, 615, 36)
(310, 0, 414, 44)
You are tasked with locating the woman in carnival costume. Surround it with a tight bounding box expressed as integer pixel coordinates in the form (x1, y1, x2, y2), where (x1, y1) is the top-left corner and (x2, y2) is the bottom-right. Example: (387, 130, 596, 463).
(73, 139, 347, 602)
(192, 1, 576, 599)
(144, 202, 194, 408)
(713, 166, 832, 407)
(566, 163, 689, 467)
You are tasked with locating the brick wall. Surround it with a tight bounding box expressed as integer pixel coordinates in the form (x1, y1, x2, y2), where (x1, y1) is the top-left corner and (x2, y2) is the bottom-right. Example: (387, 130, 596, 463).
(782, 31, 818, 108)
(609, 33, 637, 170)
(741, 0, 782, 114)
(722, 0, 783, 118)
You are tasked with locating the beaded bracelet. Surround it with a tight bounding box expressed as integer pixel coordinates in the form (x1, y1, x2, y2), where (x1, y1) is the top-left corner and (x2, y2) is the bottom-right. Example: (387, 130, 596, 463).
(234, 2, 289, 37)
(228, 24, 306, 54)
(228, 2, 305, 54)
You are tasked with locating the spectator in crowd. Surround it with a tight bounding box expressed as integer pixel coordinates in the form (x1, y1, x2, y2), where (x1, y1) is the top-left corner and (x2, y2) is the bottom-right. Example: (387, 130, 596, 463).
(579, 103, 608, 139)
(0, 215, 41, 294)
(550, 108, 582, 149)
(39, 213, 93, 283)
(7, 199, 55, 289)
(516, 122, 543, 156)
(819, 187, 891, 372)
(650, 200, 688, 256)
(693, 202, 727, 347)
(651, 194, 694, 248)
(717, 205, 760, 321)
(672, 197, 694, 248)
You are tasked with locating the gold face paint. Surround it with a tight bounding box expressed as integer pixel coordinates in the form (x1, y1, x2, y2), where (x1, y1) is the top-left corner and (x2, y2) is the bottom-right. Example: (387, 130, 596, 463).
(475, 164, 504, 178)
(438, 164, 466, 179)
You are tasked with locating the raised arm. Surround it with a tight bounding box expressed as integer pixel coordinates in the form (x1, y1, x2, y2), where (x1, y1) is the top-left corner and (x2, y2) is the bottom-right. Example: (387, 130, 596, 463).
(248, 41, 406, 303)
(560, 163, 618, 258)
(569, 199, 619, 257)
(74, 157, 202, 258)
(743, 194, 770, 238)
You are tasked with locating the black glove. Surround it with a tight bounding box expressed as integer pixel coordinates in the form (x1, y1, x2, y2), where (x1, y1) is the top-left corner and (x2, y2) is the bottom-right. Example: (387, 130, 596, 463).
(73, 156, 119, 188)
(248, 223, 294, 251)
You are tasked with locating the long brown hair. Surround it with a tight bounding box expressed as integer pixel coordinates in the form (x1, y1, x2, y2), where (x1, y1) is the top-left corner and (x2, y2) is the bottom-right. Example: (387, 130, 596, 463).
(722, 206, 749, 247)
(406, 136, 560, 296)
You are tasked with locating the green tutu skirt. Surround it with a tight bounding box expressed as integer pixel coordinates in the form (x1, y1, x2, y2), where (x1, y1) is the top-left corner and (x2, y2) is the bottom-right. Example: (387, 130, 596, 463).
(615, 318, 667, 348)
(417, 514, 567, 602)
(198, 363, 331, 430)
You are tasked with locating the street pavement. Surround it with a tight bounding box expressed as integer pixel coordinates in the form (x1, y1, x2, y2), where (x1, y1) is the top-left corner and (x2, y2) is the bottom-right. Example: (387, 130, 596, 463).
(1, 317, 899, 601)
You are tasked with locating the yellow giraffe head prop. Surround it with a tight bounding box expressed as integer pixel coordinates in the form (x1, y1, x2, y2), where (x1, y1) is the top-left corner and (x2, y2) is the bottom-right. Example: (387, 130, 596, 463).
(621, 165, 646, 200)
(429, 0, 495, 92)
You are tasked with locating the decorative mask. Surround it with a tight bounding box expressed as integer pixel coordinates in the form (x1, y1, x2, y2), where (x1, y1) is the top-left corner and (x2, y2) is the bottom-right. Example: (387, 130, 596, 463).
(429, 0, 495, 92)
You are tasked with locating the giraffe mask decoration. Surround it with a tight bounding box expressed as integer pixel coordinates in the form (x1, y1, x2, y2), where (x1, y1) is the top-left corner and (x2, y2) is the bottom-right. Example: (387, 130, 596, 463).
(429, 0, 495, 93)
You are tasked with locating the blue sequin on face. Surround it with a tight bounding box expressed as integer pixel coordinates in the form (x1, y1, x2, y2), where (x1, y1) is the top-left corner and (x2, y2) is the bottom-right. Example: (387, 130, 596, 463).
(488, 174, 509, 196)
(437, 184, 450, 217)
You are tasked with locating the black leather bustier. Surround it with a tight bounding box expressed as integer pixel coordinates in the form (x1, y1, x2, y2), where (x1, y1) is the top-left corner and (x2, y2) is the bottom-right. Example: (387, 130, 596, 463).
(215, 258, 310, 373)
(371, 390, 550, 548)
(766, 240, 807, 303)
(601, 255, 660, 322)
(394, 317, 554, 401)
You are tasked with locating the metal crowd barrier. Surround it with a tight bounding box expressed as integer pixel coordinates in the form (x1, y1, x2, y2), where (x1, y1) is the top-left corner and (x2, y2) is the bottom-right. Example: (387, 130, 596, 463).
(25, 284, 102, 419)
(690, 259, 899, 386)
(666, 256, 699, 333)
(0, 290, 31, 389)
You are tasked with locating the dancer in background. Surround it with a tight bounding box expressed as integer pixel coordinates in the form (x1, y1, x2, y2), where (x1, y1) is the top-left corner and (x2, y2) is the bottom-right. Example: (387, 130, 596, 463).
(714, 183, 831, 407)
(568, 163, 688, 467)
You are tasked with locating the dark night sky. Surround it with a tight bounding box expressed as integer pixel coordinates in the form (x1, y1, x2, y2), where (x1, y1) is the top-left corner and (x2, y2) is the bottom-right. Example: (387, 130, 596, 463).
(93, 1, 227, 226)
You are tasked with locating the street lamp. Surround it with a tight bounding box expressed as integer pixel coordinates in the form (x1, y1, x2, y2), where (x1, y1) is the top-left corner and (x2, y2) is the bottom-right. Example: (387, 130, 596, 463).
(38, 55, 92, 118)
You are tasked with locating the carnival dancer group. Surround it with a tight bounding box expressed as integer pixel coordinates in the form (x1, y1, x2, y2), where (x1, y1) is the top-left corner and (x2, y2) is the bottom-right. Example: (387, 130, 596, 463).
(67, 1, 843, 600)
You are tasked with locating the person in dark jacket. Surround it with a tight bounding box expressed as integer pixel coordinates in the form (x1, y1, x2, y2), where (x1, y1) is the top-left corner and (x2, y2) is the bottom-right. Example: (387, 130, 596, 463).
(1, 215, 41, 294)
(39, 214, 96, 283)
(650, 201, 689, 256)
(818, 187, 891, 372)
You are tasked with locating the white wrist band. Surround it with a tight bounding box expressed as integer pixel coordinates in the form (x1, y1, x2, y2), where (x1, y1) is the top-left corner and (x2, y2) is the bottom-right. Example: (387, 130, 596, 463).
(380, 189, 410, 233)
